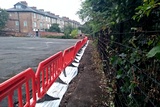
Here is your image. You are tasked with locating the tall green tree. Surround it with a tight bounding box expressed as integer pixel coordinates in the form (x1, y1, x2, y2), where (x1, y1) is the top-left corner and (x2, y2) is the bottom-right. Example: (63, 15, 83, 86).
(0, 8, 9, 30)
(48, 23, 61, 32)
(71, 29, 78, 38)
(78, 22, 92, 34)
(77, 0, 143, 33)
(64, 24, 73, 37)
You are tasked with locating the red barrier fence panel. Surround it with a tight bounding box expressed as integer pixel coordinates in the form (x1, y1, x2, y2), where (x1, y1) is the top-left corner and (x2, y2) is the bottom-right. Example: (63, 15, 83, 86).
(0, 37, 88, 107)
(74, 41, 82, 56)
(81, 36, 88, 47)
(80, 39, 84, 48)
(0, 68, 36, 107)
(63, 46, 75, 69)
(35, 51, 63, 98)
(84, 36, 88, 44)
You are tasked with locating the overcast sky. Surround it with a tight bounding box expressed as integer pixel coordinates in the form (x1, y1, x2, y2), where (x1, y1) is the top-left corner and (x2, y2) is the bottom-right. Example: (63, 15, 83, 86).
(0, 0, 83, 23)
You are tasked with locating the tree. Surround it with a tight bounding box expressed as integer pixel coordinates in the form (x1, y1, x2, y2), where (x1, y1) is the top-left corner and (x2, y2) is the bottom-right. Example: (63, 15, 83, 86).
(71, 29, 78, 38)
(133, 0, 160, 30)
(133, 0, 160, 21)
(64, 24, 73, 37)
(78, 22, 93, 34)
(77, 0, 160, 106)
(77, 0, 143, 33)
(48, 23, 61, 32)
(0, 8, 9, 30)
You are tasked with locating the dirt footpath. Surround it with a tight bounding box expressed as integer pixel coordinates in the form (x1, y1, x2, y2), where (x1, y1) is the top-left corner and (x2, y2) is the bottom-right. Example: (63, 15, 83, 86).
(60, 41, 108, 107)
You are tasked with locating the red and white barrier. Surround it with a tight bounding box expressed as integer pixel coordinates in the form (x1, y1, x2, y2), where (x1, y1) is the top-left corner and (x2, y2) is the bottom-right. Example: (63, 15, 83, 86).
(0, 68, 36, 107)
(63, 46, 75, 69)
(35, 51, 63, 99)
(0, 37, 88, 107)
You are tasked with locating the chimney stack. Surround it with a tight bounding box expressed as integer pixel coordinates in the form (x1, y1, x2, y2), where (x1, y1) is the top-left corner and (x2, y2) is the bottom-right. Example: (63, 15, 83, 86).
(31, 6, 37, 10)
(20, 1, 28, 6)
(46, 11, 51, 14)
(50, 13, 55, 16)
(39, 9, 44, 12)
(56, 15, 59, 17)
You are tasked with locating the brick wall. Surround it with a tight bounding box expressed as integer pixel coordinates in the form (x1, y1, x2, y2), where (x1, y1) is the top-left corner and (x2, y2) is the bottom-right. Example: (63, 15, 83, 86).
(5, 12, 19, 31)
(19, 12, 32, 33)
(39, 31, 64, 37)
(0, 31, 64, 37)
(0, 31, 27, 37)
(6, 12, 32, 33)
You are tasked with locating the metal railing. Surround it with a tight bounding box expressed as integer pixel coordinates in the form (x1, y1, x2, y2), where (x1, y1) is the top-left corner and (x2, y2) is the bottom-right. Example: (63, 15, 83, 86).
(96, 29, 160, 107)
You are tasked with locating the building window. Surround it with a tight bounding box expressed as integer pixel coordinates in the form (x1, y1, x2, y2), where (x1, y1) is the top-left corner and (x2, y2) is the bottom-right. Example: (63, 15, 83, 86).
(41, 15, 43, 20)
(24, 21, 27, 27)
(15, 21, 19, 26)
(33, 13, 36, 18)
(33, 22, 36, 27)
(15, 5, 21, 9)
(40, 22, 43, 28)
(46, 17, 47, 21)
(48, 17, 50, 22)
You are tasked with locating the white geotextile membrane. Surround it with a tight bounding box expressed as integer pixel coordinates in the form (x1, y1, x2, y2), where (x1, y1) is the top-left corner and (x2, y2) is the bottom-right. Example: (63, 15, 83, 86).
(35, 40, 89, 107)
(59, 67, 78, 84)
(35, 83, 68, 107)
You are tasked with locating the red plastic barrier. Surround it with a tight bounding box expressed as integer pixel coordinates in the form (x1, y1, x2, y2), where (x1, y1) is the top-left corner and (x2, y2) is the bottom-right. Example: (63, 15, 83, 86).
(80, 39, 84, 48)
(63, 46, 75, 69)
(84, 36, 88, 44)
(0, 68, 36, 107)
(81, 36, 88, 47)
(74, 41, 82, 56)
(0, 37, 88, 107)
(35, 51, 63, 98)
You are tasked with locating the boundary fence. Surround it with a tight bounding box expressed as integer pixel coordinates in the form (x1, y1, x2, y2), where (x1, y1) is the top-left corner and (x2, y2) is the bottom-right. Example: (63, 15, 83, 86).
(95, 29, 160, 107)
(0, 37, 88, 107)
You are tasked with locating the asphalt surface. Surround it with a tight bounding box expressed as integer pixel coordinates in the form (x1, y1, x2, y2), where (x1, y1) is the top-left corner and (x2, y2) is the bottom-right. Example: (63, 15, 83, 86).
(0, 37, 79, 83)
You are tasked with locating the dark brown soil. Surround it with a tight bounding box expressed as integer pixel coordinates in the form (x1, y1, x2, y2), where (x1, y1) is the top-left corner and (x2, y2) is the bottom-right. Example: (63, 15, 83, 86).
(60, 41, 109, 107)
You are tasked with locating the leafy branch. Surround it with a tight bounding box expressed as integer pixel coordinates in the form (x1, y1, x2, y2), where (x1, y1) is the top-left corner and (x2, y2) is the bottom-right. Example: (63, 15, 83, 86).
(133, 0, 160, 21)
